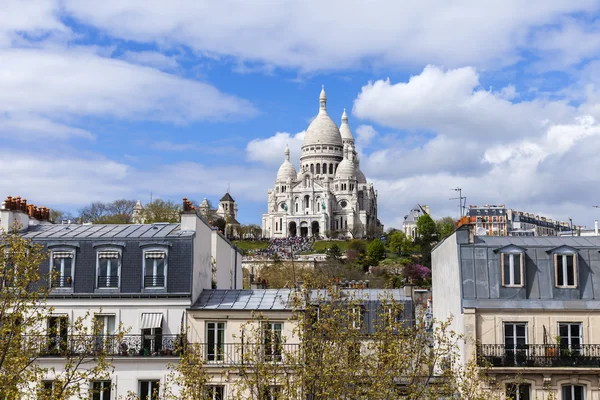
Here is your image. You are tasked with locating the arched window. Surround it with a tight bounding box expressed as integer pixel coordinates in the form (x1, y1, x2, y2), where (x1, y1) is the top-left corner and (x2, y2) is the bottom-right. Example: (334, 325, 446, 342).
(295, 203, 298, 212)
(323, 163, 327, 174)
(316, 164, 321, 174)
(304, 195, 310, 209)
(329, 163, 333, 174)
(310, 164, 314, 173)
(335, 163, 338, 173)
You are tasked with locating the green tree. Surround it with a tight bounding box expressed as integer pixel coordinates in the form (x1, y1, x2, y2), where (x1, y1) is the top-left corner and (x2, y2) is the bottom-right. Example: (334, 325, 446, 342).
(78, 199, 137, 224)
(140, 199, 181, 223)
(0, 226, 122, 399)
(386, 231, 413, 255)
(416, 214, 437, 243)
(326, 244, 343, 263)
(436, 217, 457, 240)
(366, 238, 386, 264)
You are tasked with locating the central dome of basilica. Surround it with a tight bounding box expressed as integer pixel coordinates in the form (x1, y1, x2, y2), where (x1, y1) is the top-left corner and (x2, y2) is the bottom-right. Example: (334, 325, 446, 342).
(302, 86, 344, 147)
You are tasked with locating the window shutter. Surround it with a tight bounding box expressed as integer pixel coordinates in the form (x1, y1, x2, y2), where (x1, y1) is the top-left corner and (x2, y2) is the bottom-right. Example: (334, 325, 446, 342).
(573, 254, 578, 287)
(554, 253, 559, 287)
(500, 253, 505, 285)
(519, 253, 524, 286)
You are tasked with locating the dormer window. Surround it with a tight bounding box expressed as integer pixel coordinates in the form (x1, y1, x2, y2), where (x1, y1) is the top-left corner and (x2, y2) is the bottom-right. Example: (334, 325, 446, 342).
(51, 250, 74, 288)
(555, 253, 577, 288)
(97, 250, 120, 289)
(144, 250, 167, 289)
(501, 252, 524, 287)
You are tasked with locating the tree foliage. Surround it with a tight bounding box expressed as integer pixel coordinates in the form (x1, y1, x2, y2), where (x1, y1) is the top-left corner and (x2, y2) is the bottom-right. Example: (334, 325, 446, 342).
(366, 238, 386, 264)
(436, 216, 457, 240)
(139, 199, 181, 224)
(386, 231, 413, 255)
(78, 199, 137, 224)
(0, 227, 122, 399)
(416, 214, 437, 243)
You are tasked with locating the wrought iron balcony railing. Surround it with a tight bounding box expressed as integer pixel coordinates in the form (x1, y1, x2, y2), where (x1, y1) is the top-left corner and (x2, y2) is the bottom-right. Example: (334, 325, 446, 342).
(97, 275, 119, 288)
(144, 275, 165, 288)
(479, 344, 600, 368)
(190, 342, 300, 366)
(27, 334, 183, 357)
(51, 276, 72, 288)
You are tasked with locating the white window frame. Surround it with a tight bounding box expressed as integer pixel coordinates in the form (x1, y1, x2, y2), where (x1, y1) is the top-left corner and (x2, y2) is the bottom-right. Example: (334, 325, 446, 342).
(49, 248, 76, 289)
(142, 248, 168, 289)
(558, 322, 583, 350)
(562, 384, 585, 400)
(500, 252, 525, 287)
(506, 383, 530, 400)
(205, 385, 225, 400)
(91, 380, 112, 400)
(95, 248, 121, 289)
(554, 252, 578, 288)
(351, 305, 366, 330)
(139, 379, 160, 400)
(206, 321, 226, 363)
(503, 322, 528, 356)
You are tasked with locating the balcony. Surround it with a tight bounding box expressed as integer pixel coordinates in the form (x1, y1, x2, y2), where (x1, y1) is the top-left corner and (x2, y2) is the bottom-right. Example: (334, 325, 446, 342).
(27, 334, 183, 357)
(144, 275, 165, 288)
(97, 275, 119, 288)
(195, 343, 300, 366)
(51, 276, 72, 288)
(479, 344, 600, 368)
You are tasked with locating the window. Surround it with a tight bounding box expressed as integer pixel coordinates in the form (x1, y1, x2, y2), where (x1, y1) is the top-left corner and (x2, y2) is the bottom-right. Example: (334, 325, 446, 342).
(329, 163, 333, 174)
(504, 323, 527, 361)
(501, 252, 524, 287)
(139, 380, 160, 400)
(263, 386, 281, 400)
(91, 381, 112, 400)
(310, 164, 314, 173)
(143, 250, 166, 288)
(205, 386, 224, 400)
(559, 322, 582, 354)
(94, 315, 115, 353)
(47, 315, 69, 353)
(555, 253, 577, 287)
(263, 322, 282, 362)
(351, 305, 366, 329)
(316, 164, 320, 174)
(39, 380, 55, 397)
(97, 250, 120, 288)
(562, 385, 584, 400)
(51, 250, 74, 288)
(207, 322, 225, 362)
(506, 383, 530, 400)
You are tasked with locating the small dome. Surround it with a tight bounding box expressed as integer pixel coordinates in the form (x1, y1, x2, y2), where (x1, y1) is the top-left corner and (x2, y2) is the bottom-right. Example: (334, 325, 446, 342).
(339, 109, 355, 144)
(303, 86, 343, 147)
(276, 145, 297, 182)
(335, 145, 356, 180)
(356, 154, 367, 183)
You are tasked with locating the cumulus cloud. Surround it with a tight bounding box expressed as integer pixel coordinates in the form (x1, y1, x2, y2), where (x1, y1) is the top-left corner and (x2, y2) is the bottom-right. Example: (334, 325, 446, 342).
(246, 131, 305, 166)
(355, 125, 377, 150)
(0, 48, 256, 124)
(353, 66, 575, 142)
(120, 50, 179, 71)
(60, 0, 599, 72)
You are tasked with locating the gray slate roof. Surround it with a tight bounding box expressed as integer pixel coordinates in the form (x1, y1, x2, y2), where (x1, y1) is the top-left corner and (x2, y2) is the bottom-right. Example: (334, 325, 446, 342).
(193, 289, 295, 310)
(192, 289, 411, 310)
(22, 223, 192, 240)
(403, 204, 426, 223)
(471, 236, 600, 248)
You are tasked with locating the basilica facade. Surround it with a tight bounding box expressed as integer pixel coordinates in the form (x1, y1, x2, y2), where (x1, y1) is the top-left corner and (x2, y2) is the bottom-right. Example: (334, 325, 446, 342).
(262, 87, 381, 239)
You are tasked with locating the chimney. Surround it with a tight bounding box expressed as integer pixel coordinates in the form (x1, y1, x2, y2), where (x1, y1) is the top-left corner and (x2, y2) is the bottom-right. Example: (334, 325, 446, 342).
(595, 220, 598, 236)
(180, 197, 198, 231)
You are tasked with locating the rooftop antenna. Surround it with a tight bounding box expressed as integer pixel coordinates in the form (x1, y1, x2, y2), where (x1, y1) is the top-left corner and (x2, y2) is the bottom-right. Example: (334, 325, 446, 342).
(450, 187, 466, 219)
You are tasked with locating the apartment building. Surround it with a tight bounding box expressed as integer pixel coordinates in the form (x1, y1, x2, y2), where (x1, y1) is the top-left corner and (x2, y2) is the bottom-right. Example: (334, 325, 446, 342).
(468, 205, 572, 237)
(433, 226, 600, 399)
(186, 288, 414, 398)
(0, 196, 243, 398)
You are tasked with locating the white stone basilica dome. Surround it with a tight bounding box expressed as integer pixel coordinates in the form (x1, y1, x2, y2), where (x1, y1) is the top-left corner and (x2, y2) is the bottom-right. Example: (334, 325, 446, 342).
(335, 145, 357, 180)
(277, 145, 297, 182)
(303, 86, 343, 147)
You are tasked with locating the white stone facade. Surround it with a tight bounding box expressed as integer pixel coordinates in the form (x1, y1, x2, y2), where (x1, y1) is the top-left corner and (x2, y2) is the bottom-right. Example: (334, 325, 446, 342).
(262, 87, 381, 239)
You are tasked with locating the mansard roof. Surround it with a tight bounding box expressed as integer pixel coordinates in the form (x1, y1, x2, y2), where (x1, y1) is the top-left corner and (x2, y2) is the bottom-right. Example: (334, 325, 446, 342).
(21, 223, 190, 240)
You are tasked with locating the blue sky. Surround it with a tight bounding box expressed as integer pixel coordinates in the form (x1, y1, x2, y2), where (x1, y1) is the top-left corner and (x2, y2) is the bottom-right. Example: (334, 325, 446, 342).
(3, 0, 600, 229)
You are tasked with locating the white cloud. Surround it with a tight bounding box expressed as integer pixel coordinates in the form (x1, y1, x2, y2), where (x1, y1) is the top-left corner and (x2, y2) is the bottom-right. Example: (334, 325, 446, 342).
(0, 113, 94, 141)
(353, 66, 576, 143)
(246, 131, 305, 166)
(0, 48, 256, 125)
(355, 125, 377, 150)
(120, 50, 179, 71)
(60, 0, 599, 72)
